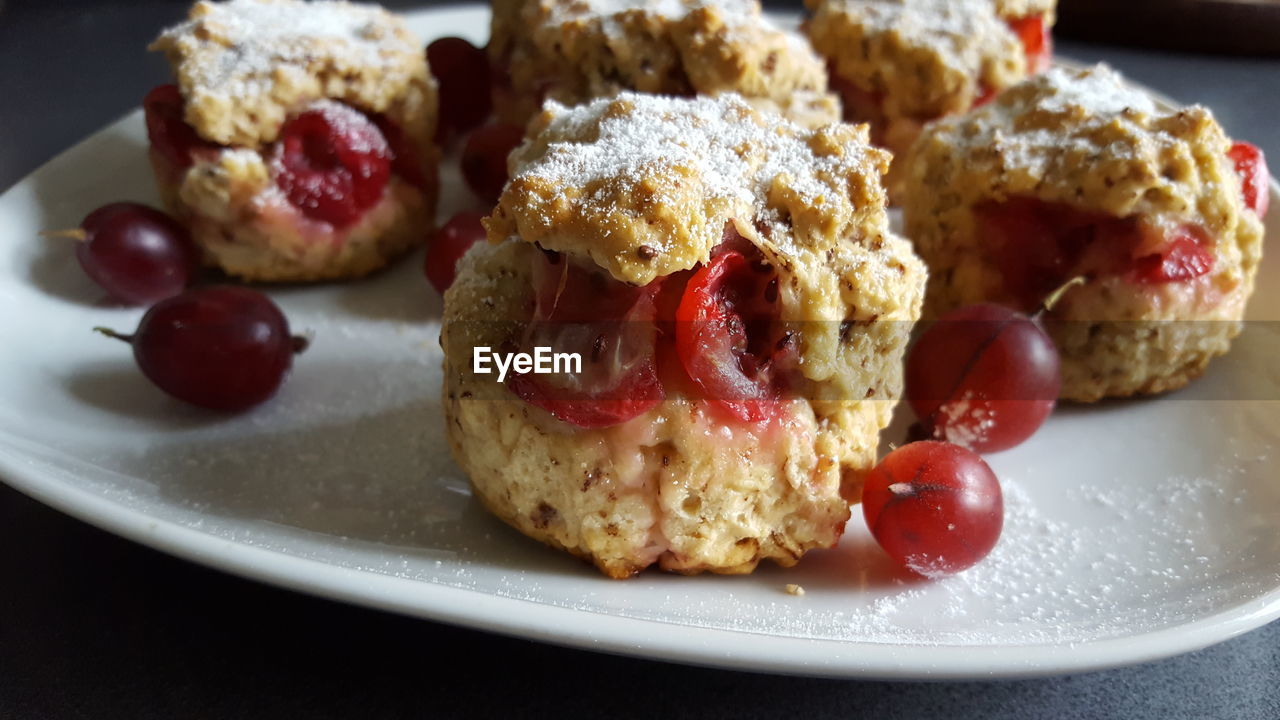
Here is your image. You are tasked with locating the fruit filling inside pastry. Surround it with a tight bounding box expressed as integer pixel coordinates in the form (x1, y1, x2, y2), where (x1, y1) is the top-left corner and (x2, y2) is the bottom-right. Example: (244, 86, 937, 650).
(507, 226, 801, 428)
(977, 143, 1267, 313)
(143, 84, 425, 230)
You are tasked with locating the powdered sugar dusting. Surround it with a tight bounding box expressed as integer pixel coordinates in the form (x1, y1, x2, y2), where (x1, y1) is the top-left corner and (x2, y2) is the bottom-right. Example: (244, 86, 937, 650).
(935, 389, 994, 449)
(512, 92, 873, 247)
(544, 0, 760, 39)
(1035, 65, 1157, 116)
(964, 64, 1175, 178)
(155, 0, 419, 103)
(827, 0, 1017, 74)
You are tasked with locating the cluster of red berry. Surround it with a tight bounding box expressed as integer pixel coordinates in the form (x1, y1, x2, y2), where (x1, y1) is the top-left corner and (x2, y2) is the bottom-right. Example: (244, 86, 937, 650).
(52, 203, 302, 412)
(421, 37, 520, 295)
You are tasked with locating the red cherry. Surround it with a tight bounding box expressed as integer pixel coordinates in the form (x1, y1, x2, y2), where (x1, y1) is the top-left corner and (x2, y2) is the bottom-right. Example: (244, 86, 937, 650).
(1008, 15, 1051, 74)
(273, 104, 391, 227)
(143, 84, 219, 168)
(862, 441, 1004, 576)
(370, 113, 429, 191)
(1228, 141, 1270, 218)
(461, 123, 524, 204)
(425, 211, 487, 294)
(1129, 225, 1215, 284)
(673, 249, 785, 422)
(96, 286, 305, 412)
(906, 303, 1060, 453)
(427, 37, 493, 142)
(506, 252, 665, 428)
(61, 202, 200, 306)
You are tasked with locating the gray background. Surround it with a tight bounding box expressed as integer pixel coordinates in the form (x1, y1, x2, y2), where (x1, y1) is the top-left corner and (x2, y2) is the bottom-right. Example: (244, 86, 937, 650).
(1, 1, 1278, 717)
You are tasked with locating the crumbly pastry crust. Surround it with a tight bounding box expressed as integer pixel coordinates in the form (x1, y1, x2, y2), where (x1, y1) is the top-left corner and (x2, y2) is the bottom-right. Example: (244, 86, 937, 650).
(805, 0, 1034, 120)
(445, 94, 925, 577)
(901, 65, 1265, 402)
(149, 0, 439, 282)
(152, 143, 434, 282)
(150, 0, 437, 149)
(489, 0, 840, 129)
(804, 0, 1055, 195)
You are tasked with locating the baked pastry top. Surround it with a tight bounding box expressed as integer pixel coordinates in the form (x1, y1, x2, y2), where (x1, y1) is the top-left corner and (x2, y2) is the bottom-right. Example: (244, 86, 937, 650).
(488, 91, 924, 410)
(489, 0, 839, 127)
(901, 64, 1266, 401)
(444, 93, 926, 576)
(151, 0, 435, 147)
(904, 64, 1259, 266)
(805, 0, 1041, 119)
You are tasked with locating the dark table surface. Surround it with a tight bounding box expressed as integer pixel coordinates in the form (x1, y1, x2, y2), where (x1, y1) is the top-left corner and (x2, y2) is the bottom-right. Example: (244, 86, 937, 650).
(2, 1, 1279, 718)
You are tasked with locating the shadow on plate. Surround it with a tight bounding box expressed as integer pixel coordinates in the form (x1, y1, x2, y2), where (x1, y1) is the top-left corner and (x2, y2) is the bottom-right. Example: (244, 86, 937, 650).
(85, 394, 590, 577)
(63, 360, 228, 431)
(25, 126, 156, 307)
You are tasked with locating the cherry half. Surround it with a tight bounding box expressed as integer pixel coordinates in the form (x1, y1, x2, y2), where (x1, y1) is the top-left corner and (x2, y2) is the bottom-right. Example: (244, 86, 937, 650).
(1229, 141, 1270, 218)
(273, 104, 391, 228)
(143, 84, 219, 169)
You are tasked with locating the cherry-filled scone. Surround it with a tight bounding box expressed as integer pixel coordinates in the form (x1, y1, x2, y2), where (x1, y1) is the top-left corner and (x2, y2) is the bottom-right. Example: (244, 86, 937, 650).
(147, 0, 439, 282)
(488, 0, 841, 130)
(902, 64, 1269, 402)
(805, 0, 1056, 196)
(441, 93, 925, 578)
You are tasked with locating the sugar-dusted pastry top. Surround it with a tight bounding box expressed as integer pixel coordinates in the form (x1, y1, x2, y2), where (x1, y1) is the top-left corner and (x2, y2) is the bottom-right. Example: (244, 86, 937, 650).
(488, 92, 925, 405)
(902, 64, 1265, 402)
(805, 0, 1031, 117)
(489, 0, 838, 127)
(150, 0, 434, 147)
(904, 64, 1248, 225)
(490, 92, 894, 286)
(995, 0, 1056, 22)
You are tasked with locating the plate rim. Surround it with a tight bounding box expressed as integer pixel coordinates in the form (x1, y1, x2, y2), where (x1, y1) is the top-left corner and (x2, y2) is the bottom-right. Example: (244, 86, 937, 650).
(1, 3, 1279, 680)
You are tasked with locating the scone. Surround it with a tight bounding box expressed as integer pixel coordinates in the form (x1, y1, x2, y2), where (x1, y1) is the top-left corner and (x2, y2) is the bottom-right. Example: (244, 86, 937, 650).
(441, 93, 926, 578)
(805, 0, 1056, 195)
(146, 0, 439, 282)
(489, 0, 840, 130)
(902, 64, 1268, 402)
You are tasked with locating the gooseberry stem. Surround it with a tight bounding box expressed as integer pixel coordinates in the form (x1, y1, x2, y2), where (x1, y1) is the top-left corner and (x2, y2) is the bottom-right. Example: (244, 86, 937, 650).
(1036, 276, 1087, 319)
(93, 327, 134, 343)
(40, 228, 88, 241)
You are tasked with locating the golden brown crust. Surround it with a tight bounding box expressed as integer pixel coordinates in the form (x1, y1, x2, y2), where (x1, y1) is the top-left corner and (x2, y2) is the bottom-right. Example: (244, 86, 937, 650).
(805, 0, 1056, 198)
(150, 0, 437, 152)
(489, 0, 839, 128)
(148, 0, 439, 282)
(901, 64, 1265, 401)
(444, 94, 926, 576)
(806, 0, 1034, 120)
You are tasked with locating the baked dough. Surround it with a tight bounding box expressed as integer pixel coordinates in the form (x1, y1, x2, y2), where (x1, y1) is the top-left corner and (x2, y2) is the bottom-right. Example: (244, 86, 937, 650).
(148, 0, 438, 281)
(901, 64, 1264, 401)
(443, 93, 926, 577)
(489, 0, 840, 129)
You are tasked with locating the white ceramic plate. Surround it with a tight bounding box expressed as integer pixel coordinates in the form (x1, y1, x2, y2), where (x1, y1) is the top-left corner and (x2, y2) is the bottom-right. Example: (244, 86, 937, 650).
(2, 5, 1278, 679)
